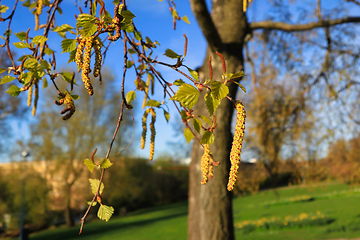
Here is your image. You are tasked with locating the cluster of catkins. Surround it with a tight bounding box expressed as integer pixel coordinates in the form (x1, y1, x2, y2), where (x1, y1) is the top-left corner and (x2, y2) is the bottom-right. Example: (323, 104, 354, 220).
(54, 91, 76, 120)
(227, 101, 246, 191)
(75, 36, 102, 96)
(141, 108, 156, 161)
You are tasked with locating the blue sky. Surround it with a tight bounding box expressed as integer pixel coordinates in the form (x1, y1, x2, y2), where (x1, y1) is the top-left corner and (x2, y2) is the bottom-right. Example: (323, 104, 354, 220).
(1, 0, 358, 162)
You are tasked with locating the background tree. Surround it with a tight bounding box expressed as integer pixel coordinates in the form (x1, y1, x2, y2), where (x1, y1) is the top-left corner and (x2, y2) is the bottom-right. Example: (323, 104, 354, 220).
(188, 1, 360, 239)
(28, 71, 132, 227)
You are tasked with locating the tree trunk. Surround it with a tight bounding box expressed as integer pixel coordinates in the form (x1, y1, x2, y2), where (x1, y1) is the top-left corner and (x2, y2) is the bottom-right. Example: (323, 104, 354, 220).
(188, 0, 248, 239)
(64, 184, 75, 227)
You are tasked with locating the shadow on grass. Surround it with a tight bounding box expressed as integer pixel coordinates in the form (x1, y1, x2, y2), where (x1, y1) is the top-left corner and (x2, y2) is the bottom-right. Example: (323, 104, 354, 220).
(30, 209, 187, 240)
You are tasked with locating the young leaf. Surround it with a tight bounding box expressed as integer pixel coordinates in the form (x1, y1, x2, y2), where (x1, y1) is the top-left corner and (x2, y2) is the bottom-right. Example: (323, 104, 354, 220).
(185, 67, 199, 82)
(53, 24, 74, 33)
(1, 76, 16, 85)
(0, 68, 6, 75)
(163, 110, 170, 122)
(193, 118, 202, 134)
(170, 83, 199, 109)
(40, 60, 51, 70)
(121, 10, 136, 19)
(184, 128, 194, 145)
(6, 85, 21, 97)
(233, 81, 247, 94)
(164, 49, 181, 59)
(24, 59, 42, 71)
(84, 158, 95, 172)
(32, 36, 48, 45)
(60, 72, 76, 85)
(97, 205, 114, 222)
(126, 90, 136, 104)
(0, 5, 9, 13)
(182, 15, 190, 24)
(210, 81, 229, 100)
(201, 131, 214, 145)
(145, 100, 161, 107)
(13, 42, 30, 49)
(89, 179, 104, 195)
(61, 39, 76, 53)
(198, 115, 212, 125)
(87, 201, 97, 206)
(173, 79, 185, 86)
(14, 31, 26, 41)
(99, 158, 113, 169)
(204, 92, 220, 116)
(126, 61, 134, 68)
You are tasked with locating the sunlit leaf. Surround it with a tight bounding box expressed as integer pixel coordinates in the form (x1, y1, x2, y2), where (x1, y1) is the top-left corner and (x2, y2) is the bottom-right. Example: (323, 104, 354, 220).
(84, 158, 95, 172)
(163, 110, 170, 122)
(13, 42, 30, 49)
(6, 85, 21, 97)
(61, 39, 76, 53)
(182, 15, 190, 24)
(164, 49, 181, 59)
(201, 131, 214, 145)
(193, 118, 202, 134)
(126, 90, 136, 104)
(204, 92, 220, 116)
(210, 81, 229, 100)
(186, 67, 199, 82)
(184, 128, 194, 145)
(99, 158, 113, 169)
(145, 99, 161, 107)
(97, 204, 114, 222)
(170, 83, 199, 109)
(32, 36, 48, 44)
(89, 178, 104, 195)
(0, 76, 16, 85)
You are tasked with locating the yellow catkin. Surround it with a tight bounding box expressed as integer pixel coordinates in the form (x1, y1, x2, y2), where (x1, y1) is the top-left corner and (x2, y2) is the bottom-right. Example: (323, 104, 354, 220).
(93, 38, 102, 77)
(200, 144, 211, 185)
(149, 108, 156, 161)
(141, 109, 150, 149)
(75, 38, 85, 71)
(32, 81, 39, 116)
(34, 0, 43, 31)
(27, 84, 33, 107)
(35, 14, 39, 31)
(208, 161, 214, 180)
(142, 75, 151, 109)
(82, 36, 94, 95)
(227, 101, 246, 191)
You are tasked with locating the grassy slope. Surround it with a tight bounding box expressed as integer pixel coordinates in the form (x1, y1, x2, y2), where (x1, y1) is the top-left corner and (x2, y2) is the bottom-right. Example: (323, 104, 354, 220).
(24, 182, 360, 240)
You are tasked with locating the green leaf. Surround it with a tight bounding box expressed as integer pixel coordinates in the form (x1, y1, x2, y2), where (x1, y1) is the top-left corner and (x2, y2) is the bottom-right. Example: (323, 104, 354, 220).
(121, 10, 136, 19)
(0, 5, 9, 13)
(67, 49, 76, 64)
(186, 67, 199, 82)
(173, 79, 184, 86)
(193, 118, 202, 134)
(61, 39, 76, 53)
(70, 94, 79, 100)
(53, 24, 74, 33)
(44, 47, 54, 56)
(184, 128, 194, 145)
(201, 131, 214, 145)
(6, 85, 21, 97)
(0, 68, 7, 74)
(170, 83, 199, 109)
(87, 201, 97, 206)
(210, 81, 229, 100)
(13, 42, 30, 49)
(84, 159, 95, 173)
(32, 36, 48, 45)
(77, 14, 97, 37)
(229, 71, 244, 80)
(164, 49, 181, 59)
(163, 110, 170, 122)
(43, 78, 48, 88)
(134, 31, 142, 41)
(233, 81, 247, 94)
(146, 99, 161, 107)
(181, 15, 190, 24)
(60, 72, 76, 85)
(198, 115, 212, 125)
(97, 205, 114, 222)
(99, 158, 113, 169)
(14, 31, 26, 41)
(24, 58, 42, 71)
(40, 60, 51, 70)
(204, 92, 220, 116)
(126, 61, 133, 68)
(89, 178, 104, 195)
(1, 76, 16, 84)
(128, 49, 136, 54)
(126, 90, 136, 104)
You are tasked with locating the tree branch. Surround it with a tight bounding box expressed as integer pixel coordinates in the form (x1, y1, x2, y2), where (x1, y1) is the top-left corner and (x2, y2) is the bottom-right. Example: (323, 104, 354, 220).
(189, 0, 223, 53)
(250, 17, 360, 32)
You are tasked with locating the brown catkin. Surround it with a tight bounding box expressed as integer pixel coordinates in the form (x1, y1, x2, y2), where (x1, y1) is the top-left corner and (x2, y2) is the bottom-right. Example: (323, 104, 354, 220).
(149, 108, 156, 161)
(62, 92, 75, 120)
(32, 81, 39, 116)
(93, 38, 102, 77)
(227, 101, 246, 191)
(82, 36, 94, 95)
(200, 144, 211, 185)
(27, 84, 33, 107)
(75, 38, 85, 71)
(141, 109, 150, 149)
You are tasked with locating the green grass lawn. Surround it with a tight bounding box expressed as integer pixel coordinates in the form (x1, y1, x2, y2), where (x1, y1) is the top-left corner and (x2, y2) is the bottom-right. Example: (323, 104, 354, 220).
(23, 182, 360, 240)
